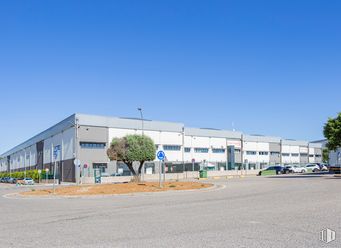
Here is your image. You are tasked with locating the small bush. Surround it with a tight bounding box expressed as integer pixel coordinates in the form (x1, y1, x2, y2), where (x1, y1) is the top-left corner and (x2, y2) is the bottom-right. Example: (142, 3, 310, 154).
(169, 185, 176, 188)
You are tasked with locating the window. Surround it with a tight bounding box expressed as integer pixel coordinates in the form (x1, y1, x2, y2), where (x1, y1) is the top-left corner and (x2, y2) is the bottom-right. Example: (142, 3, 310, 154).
(93, 163, 107, 173)
(315, 154, 322, 158)
(246, 151, 257, 155)
(235, 149, 241, 153)
(282, 153, 290, 156)
(260, 163, 268, 169)
(259, 151, 269, 155)
(300, 153, 308, 156)
(309, 154, 314, 157)
(80, 142, 106, 149)
(212, 148, 225, 153)
(184, 147, 191, 153)
(194, 148, 209, 153)
(291, 153, 299, 157)
(163, 145, 181, 151)
(248, 163, 256, 169)
(270, 151, 280, 156)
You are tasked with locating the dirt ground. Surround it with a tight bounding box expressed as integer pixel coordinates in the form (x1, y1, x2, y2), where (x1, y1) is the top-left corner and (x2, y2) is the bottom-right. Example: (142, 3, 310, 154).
(21, 181, 212, 196)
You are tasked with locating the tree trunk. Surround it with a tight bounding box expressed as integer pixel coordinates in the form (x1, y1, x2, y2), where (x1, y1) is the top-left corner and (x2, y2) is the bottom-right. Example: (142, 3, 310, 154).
(125, 161, 146, 183)
(137, 161, 145, 182)
(125, 162, 139, 182)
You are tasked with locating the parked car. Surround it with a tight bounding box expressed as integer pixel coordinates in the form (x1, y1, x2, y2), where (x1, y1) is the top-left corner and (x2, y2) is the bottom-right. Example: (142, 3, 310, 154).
(7, 178, 16, 184)
(258, 166, 284, 176)
(305, 164, 320, 172)
(16, 178, 24, 184)
(317, 163, 329, 171)
(284, 165, 305, 174)
(22, 178, 34, 185)
(2, 177, 10, 183)
(283, 165, 293, 174)
(296, 166, 307, 173)
(100, 173, 110, 177)
(111, 172, 123, 177)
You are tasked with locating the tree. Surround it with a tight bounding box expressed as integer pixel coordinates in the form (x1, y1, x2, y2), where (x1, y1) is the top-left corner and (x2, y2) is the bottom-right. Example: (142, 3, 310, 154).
(324, 113, 341, 151)
(107, 134, 156, 181)
(322, 148, 329, 163)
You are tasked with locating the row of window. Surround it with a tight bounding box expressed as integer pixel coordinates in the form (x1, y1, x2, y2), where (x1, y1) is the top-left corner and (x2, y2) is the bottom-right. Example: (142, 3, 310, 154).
(246, 151, 321, 157)
(80, 142, 106, 149)
(162, 146, 244, 154)
(163, 145, 223, 153)
(78, 142, 322, 158)
(163, 146, 232, 154)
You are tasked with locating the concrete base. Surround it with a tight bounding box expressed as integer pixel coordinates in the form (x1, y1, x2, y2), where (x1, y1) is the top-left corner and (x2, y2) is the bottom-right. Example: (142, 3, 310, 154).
(81, 170, 260, 184)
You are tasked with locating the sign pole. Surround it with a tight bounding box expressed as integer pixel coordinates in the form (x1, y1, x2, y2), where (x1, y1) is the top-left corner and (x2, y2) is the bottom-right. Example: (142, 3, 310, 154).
(52, 146, 60, 194)
(159, 161, 162, 188)
(157, 151, 165, 188)
(163, 160, 165, 184)
(53, 160, 56, 194)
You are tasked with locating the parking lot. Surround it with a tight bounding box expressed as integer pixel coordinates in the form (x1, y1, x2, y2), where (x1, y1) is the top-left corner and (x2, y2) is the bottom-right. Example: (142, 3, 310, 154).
(0, 174, 341, 248)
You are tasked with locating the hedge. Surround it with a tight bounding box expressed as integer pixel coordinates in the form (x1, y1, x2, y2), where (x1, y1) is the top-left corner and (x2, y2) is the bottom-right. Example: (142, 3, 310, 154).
(0, 169, 54, 181)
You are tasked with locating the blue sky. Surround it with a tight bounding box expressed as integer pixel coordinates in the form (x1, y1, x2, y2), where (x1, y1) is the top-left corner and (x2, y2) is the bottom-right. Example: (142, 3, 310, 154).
(1, 0, 340, 153)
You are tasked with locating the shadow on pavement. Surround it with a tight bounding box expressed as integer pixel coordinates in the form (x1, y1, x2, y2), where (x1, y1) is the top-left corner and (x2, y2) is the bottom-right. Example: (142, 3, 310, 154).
(266, 172, 333, 179)
(324, 176, 341, 180)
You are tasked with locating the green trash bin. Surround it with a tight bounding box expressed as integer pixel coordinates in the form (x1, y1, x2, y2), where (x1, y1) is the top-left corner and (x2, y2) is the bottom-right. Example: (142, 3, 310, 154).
(199, 170, 208, 178)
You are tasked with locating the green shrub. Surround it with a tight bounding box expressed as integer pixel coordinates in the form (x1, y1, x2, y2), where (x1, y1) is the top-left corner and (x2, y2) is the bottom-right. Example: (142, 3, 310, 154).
(0, 169, 41, 181)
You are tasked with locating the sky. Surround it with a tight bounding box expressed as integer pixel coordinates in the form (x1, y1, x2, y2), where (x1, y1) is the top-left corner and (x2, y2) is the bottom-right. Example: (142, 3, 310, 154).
(0, 0, 341, 153)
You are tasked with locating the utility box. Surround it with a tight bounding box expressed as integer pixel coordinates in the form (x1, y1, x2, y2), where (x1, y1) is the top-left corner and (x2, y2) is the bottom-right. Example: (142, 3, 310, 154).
(94, 169, 101, 184)
(199, 170, 208, 178)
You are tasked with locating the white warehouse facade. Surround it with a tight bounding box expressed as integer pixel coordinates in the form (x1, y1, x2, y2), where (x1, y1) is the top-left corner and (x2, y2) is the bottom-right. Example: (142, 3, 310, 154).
(0, 113, 323, 182)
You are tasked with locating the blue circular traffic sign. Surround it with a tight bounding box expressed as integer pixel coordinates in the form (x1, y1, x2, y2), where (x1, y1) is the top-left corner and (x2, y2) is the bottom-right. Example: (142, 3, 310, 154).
(157, 151, 166, 161)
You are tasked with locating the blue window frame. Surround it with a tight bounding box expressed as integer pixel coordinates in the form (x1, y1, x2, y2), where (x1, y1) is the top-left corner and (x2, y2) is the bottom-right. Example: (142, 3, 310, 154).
(291, 153, 299, 157)
(184, 147, 191, 153)
(212, 148, 225, 153)
(194, 148, 209, 153)
(163, 145, 181, 151)
(80, 142, 106, 149)
(246, 151, 257, 155)
(282, 153, 290, 157)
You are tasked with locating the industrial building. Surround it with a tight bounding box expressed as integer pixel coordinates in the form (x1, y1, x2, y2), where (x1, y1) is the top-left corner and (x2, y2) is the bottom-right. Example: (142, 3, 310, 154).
(0, 113, 323, 182)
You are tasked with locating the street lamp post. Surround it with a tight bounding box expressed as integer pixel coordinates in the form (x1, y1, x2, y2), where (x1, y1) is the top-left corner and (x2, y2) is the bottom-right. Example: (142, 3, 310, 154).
(138, 108, 144, 181)
(22, 148, 27, 179)
(68, 119, 80, 185)
(137, 108, 144, 136)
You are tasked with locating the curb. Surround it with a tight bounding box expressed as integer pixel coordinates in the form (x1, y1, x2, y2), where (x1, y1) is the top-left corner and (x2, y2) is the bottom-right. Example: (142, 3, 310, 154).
(3, 182, 220, 200)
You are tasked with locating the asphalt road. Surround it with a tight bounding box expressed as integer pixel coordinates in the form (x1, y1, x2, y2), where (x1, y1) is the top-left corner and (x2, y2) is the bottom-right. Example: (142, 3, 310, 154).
(0, 174, 341, 248)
